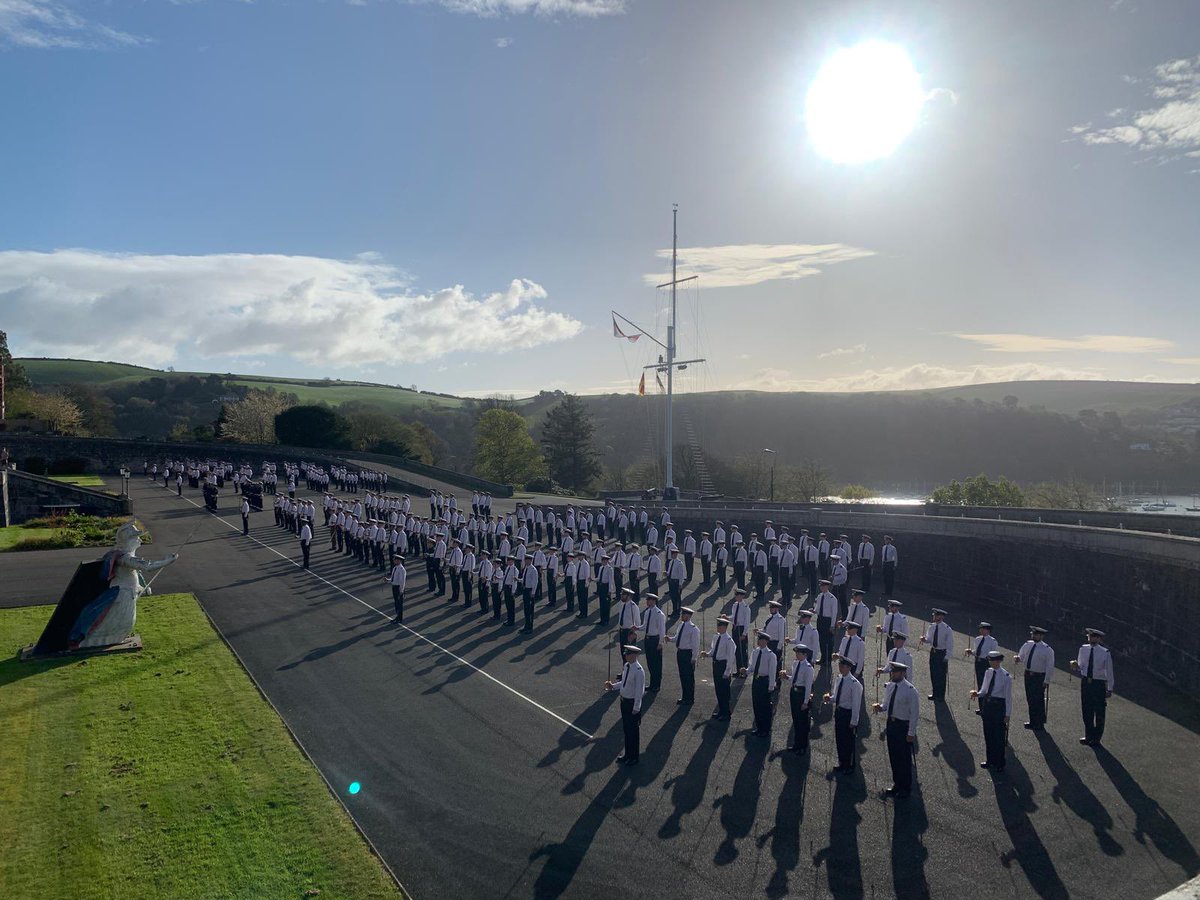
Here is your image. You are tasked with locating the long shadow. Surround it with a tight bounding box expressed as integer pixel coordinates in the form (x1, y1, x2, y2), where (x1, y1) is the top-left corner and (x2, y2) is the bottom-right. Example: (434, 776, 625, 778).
(536, 623, 612, 675)
(930, 701, 977, 798)
(759, 747, 811, 898)
(1034, 731, 1123, 857)
(614, 705, 688, 809)
(992, 753, 1070, 900)
(659, 718, 729, 839)
(509, 616, 589, 663)
(813, 770, 866, 900)
(712, 732, 770, 865)
(276, 621, 394, 670)
(890, 785, 931, 900)
(538, 693, 614, 771)
(1094, 745, 1200, 876)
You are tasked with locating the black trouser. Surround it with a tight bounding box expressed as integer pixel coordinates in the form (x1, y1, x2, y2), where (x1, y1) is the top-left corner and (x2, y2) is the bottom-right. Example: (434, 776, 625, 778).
(806, 561, 818, 596)
(974, 657, 989, 690)
(620, 696, 640, 762)
(645, 635, 662, 689)
(734, 562, 745, 590)
(425, 558, 436, 591)
(701, 557, 711, 585)
(790, 689, 810, 750)
(834, 707, 855, 768)
(685, 553, 694, 582)
(391, 586, 404, 622)
(883, 562, 896, 596)
(546, 574, 557, 606)
(819, 556, 829, 578)
(301, 542, 311, 569)
(450, 569, 460, 601)
(598, 586, 610, 624)
(647, 574, 658, 597)
(781, 571, 793, 608)
(491, 584, 502, 619)
(613, 570, 622, 596)
(504, 587, 516, 625)
(982, 698, 1007, 768)
(564, 579, 576, 612)
(522, 588, 535, 631)
(627, 571, 640, 600)
(677, 648, 694, 702)
(478, 582, 490, 614)
(435, 561, 446, 596)
(1024, 671, 1046, 727)
(818, 617, 835, 665)
(861, 565, 872, 592)
(1081, 679, 1107, 742)
(577, 583, 589, 618)
(929, 649, 948, 700)
(886, 717, 912, 791)
(714, 660, 731, 716)
(753, 568, 767, 600)
(668, 580, 682, 616)
(242, 514, 249, 535)
(619, 625, 638, 648)
(462, 574, 473, 608)
(733, 627, 748, 671)
(752, 675, 772, 733)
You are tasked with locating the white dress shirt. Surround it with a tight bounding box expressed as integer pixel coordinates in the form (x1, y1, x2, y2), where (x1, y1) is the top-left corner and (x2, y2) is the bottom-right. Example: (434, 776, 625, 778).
(1017, 639, 1055, 676)
(616, 661, 646, 714)
(1076, 644, 1115, 690)
(836, 634, 866, 674)
(640, 605, 667, 638)
(729, 600, 752, 629)
(787, 659, 814, 704)
(970, 634, 999, 657)
(708, 632, 737, 675)
(763, 612, 786, 643)
(845, 601, 870, 631)
(672, 620, 701, 652)
(881, 678, 920, 736)
(748, 647, 778, 690)
(618, 599, 641, 628)
(792, 623, 819, 651)
(831, 673, 863, 727)
(814, 591, 838, 622)
(387, 563, 407, 589)
(925, 621, 954, 653)
(977, 666, 1014, 716)
(880, 610, 909, 636)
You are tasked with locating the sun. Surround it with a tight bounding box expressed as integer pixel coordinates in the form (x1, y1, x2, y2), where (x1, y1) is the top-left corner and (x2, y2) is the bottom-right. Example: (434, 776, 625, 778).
(805, 41, 925, 164)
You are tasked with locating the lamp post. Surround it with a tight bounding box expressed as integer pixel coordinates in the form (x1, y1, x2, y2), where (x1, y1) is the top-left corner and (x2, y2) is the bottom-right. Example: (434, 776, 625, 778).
(763, 448, 777, 503)
(119, 467, 130, 498)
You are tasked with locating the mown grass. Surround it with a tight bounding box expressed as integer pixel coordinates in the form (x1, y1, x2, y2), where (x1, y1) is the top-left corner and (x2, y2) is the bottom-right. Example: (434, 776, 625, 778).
(0, 514, 149, 553)
(0, 526, 58, 551)
(47, 474, 107, 488)
(0, 594, 403, 900)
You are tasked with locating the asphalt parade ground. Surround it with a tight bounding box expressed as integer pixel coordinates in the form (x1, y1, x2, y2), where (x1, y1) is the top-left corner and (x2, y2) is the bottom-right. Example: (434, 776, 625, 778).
(6, 477, 1200, 900)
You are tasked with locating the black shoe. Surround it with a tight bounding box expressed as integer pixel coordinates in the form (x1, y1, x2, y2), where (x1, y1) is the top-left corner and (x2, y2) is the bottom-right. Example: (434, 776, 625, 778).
(718, 714, 731, 721)
(647, 686, 660, 693)
(980, 761, 990, 769)
(1079, 737, 1091, 745)
(616, 755, 627, 763)
(927, 694, 937, 701)
(711, 711, 722, 718)
(884, 787, 898, 796)
(623, 757, 639, 766)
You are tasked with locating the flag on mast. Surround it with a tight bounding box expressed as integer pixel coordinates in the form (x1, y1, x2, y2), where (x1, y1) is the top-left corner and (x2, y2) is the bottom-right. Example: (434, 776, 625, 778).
(612, 314, 640, 342)
(655, 372, 665, 392)
(637, 372, 646, 396)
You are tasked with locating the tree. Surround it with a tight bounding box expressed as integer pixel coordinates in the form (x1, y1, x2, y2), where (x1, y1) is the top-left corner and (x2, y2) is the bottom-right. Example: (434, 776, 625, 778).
(1002, 395, 1019, 409)
(11, 389, 84, 433)
(790, 459, 831, 502)
(0, 330, 31, 393)
(473, 408, 546, 487)
(930, 474, 1025, 507)
(221, 390, 294, 444)
(274, 405, 350, 449)
(540, 394, 601, 492)
(837, 484, 876, 501)
(346, 410, 412, 456)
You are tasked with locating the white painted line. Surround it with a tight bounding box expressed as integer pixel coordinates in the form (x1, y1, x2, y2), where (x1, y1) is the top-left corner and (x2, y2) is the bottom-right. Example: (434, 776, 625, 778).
(167, 489, 595, 741)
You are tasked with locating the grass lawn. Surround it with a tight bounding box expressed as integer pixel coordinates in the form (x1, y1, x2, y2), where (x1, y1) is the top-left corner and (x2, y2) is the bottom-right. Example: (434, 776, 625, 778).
(0, 594, 404, 900)
(0, 526, 57, 552)
(47, 474, 107, 488)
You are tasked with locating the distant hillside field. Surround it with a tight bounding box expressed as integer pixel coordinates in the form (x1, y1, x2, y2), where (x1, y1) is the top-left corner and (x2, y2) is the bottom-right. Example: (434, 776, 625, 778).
(18, 358, 161, 385)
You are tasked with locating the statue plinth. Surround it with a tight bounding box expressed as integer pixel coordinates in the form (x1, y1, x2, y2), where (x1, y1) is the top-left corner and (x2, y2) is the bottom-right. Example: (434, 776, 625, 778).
(19, 634, 143, 662)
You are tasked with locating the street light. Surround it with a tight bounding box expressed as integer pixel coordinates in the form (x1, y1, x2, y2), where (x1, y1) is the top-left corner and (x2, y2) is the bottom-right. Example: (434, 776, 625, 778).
(118, 467, 130, 497)
(763, 449, 777, 503)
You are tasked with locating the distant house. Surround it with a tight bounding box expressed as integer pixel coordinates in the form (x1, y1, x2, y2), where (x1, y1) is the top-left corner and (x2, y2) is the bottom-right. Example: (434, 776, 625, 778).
(1129, 442, 1152, 452)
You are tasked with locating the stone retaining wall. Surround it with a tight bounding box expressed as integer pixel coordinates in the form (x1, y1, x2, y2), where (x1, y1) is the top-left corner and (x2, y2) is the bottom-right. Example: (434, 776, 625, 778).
(2, 469, 132, 526)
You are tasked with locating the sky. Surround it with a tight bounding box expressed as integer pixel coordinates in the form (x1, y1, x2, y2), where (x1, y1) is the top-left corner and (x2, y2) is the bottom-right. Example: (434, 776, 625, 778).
(1, 0, 1199, 397)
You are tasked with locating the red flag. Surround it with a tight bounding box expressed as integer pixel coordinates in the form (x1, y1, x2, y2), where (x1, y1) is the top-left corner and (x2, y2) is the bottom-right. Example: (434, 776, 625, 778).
(655, 372, 665, 392)
(612, 314, 640, 342)
(637, 372, 646, 396)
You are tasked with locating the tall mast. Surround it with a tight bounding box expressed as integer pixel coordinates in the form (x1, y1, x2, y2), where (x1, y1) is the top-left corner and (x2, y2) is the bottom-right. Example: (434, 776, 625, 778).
(665, 204, 677, 492)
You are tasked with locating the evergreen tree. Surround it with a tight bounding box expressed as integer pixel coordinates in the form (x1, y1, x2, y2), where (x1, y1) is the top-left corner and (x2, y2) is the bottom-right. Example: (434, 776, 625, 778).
(0, 330, 31, 392)
(540, 393, 601, 493)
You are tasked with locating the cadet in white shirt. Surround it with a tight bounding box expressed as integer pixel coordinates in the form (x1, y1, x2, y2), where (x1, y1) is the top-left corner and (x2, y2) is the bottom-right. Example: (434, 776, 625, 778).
(881, 535, 898, 597)
(782, 644, 815, 754)
(640, 594, 667, 692)
(241, 498, 251, 536)
(872, 661, 919, 797)
(762, 599, 787, 660)
(965, 622, 999, 689)
(476, 552, 494, 616)
(840, 589, 871, 634)
(384, 555, 407, 623)
(299, 521, 313, 570)
(824, 657, 863, 773)
(1072, 628, 1115, 746)
(789, 609, 820, 664)
(832, 620, 867, 679)
(971, 650, 1012, 771)
(878, 632, 916, 688)
(877, 599, 908, 641)
(668, 607, 700, 705)
(1016, 625, 1054, 731)
(605, 645, 646, 766)
(617, 588, 641, 647)
(728, 588, 752, 672)
(747, 631, 778, 736)
(920, 608, 954, 701)
(857, 533, 875, 592)
(813, 580, 839, 665)
(700, 616, 737, 720)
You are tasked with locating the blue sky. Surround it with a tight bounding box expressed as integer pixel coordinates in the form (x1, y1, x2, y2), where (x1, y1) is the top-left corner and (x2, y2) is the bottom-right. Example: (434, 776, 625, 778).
(1, 0, 1199, 396)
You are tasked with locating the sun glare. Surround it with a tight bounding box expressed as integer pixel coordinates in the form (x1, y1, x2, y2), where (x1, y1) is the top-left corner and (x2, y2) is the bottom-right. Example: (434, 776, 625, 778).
(805, 41, 925, 164)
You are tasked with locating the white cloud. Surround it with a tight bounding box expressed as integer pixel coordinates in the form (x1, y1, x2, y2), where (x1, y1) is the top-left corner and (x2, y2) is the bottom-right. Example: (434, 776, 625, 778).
(0, 249, 581, 369)
(0, 0, 145, 49)
(433, 0, 625, 16)
(955, 333, 1174, 354)
(1164, 357, 1200, 366)
(494, 36, 512, 47)
(643, 243, 875, 289)
(818, 343, 866, 360)
(1074, 55, 1200, 164)
(727, 362, 1117, 393)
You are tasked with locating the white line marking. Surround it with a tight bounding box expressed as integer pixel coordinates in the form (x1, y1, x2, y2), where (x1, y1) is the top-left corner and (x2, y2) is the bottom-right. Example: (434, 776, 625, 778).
(167, 489, 595, 741)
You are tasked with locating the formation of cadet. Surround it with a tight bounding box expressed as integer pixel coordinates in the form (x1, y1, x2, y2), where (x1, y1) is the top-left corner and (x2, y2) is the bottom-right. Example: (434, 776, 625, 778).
(156, 465, 1119, 790)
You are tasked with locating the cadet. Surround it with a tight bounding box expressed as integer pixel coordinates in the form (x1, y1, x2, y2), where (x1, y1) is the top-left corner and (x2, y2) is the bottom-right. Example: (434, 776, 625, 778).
(666, 549, 687, 616)
(519, 558, 539, 633)
(878, 632, 915, 688)
(813, 580, 839, 665)
(728, 588, 752, 671)
(747, 630, 778, 736)
(872, 661, 919, 797)
(840, 588, 871, 632)
(782, 643, 815, 754)
(881, 535, 898, 596)
(920, 608, 953, 701)
(241, 497, 251, 536)
(833, 620, 867, 679)
(597, 554, 616, 625)
(965, 622, 998, 689)
(667, 606, 700, 705)
(617, 588, 641, 646)
(789, 609, 819, 662)
(1071, 628, 1115, 746)
(971, 650, 1012, 771)
(640, 593, 667, 692)
(1016, 626, 1054, 731)
(825, 656, 863, 773)
(700, 615, 737, 720)
(762, 599, 787, 660)
(299, 520, 313, 570)
(385, 555, 406, 623)
(699, 532, 713, 586)
(715, 539, 729, 590)
(604, 646, 645, 766)
(857, 533, 875, 592)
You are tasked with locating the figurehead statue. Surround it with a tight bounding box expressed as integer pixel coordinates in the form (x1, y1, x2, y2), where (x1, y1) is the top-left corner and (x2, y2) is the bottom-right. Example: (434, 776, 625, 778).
(28, 518, 179, 656)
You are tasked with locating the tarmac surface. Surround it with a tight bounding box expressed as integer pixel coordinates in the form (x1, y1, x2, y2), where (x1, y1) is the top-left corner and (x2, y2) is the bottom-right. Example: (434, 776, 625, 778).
(4, 476, 1200, 900)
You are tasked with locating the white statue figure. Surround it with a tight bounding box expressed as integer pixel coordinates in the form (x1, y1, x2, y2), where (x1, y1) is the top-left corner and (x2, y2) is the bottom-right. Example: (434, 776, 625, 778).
(70, 520, 179, 649)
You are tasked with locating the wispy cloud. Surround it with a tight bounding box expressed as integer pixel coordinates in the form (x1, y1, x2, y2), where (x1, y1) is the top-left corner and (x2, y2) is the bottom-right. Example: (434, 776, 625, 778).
(644, 243, 875, 289)
(0, 249, 581, 368)
(432, 0, 625, 16)
(818, 343, 866, 360)
(1073, 55, 1200, 165)
(0, 0, 146, 49)
(728, 362, 1121, 393)
(955, 333, 1174, 354)
(494, 36, 512, 47)
(1164, 357, 1200, 366)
